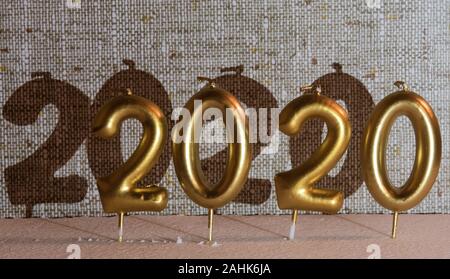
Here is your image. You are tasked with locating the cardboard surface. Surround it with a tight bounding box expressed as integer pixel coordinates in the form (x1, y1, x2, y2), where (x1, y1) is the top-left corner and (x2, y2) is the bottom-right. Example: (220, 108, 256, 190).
(0, 214, 448, 258)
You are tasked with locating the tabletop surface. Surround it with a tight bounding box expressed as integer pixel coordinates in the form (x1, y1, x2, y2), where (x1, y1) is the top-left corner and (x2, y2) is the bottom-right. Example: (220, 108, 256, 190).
(0, 214, 448, 259)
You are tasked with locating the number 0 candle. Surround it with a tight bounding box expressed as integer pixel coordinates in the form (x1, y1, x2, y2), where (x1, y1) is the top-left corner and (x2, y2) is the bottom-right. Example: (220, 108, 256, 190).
(361, 81, 441, 238)
(172, 77, 251, 242)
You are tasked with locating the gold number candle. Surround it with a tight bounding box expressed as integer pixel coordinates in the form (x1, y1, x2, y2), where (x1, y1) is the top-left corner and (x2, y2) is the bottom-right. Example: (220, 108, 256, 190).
(275, 86, 351, 240)
(92, 89, 168, 242)
(172, 77, 251, 242)
(361, 81, 441, 238)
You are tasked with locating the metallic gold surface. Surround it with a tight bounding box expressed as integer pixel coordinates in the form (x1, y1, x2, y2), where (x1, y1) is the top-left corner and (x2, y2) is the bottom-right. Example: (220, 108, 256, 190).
(172, 80, 251, 241)
(92, 92, 168, 216)
(208, 209, 214, 242)
(291, 209, 298, 224)
(275, 86, 350, 214)
(361, 82, 441, 212)
(361, 82, 441, 238)
(391, 211, 398, 239)
(118, 212, 124, 242)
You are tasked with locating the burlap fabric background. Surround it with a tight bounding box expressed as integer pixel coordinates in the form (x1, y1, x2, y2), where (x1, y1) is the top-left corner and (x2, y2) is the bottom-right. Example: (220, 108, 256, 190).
(1, 0, 449, 217)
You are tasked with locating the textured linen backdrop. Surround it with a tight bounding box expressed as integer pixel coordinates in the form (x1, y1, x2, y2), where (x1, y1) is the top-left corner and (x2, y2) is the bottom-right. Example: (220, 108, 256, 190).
(0, 0, 449, 217)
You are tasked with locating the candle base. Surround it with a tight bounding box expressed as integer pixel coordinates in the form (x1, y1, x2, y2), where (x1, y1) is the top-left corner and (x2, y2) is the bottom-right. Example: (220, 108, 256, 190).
(288, 209, 298, 240)
(208, 209, 214, 242)
(391, 211, 398, 239)
(288, 223, 296, 240)
(118, 212, 124, 243)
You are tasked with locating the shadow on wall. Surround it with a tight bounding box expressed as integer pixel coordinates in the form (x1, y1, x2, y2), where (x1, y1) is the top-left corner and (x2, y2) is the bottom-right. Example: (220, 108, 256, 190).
(201, 65, 279, 205)
(289, 63, 375, 199)
(3, 72, 91, 217)
(3, 59, 174, 218)
(1, 61, 374, 217)
(87, 59, 173, 191)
